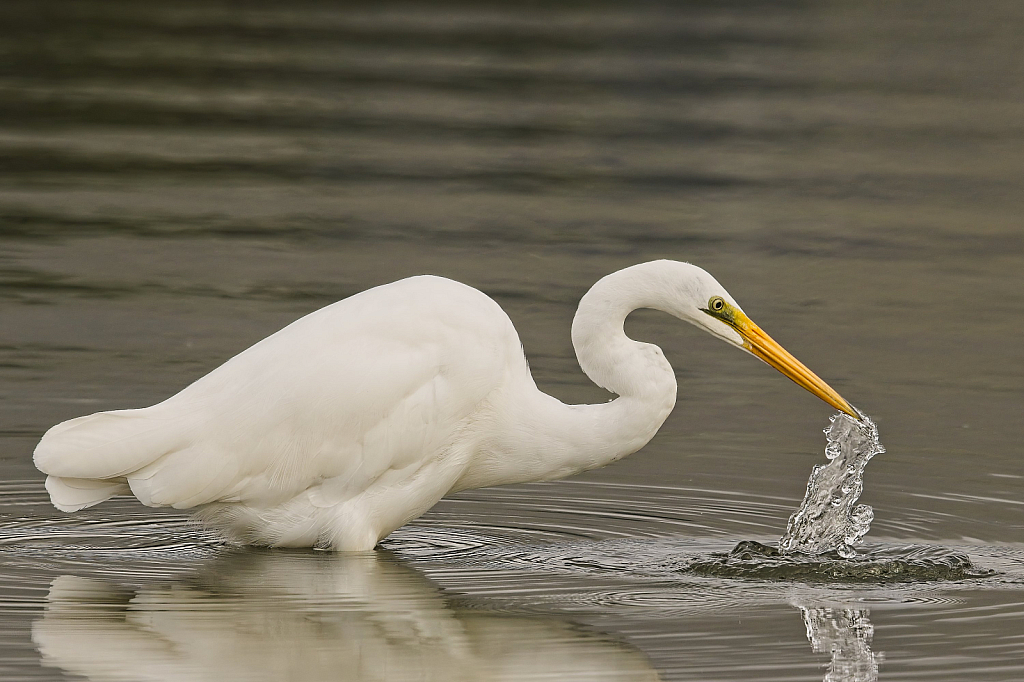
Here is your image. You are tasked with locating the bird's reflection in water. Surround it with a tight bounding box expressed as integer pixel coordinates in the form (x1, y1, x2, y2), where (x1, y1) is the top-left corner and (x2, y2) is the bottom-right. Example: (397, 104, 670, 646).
(797, 602, 883, 682)
(32, 550, 660, 682)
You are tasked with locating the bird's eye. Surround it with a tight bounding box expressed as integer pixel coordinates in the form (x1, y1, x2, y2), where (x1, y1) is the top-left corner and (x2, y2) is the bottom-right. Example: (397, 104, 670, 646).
(709, 296, 726, 312)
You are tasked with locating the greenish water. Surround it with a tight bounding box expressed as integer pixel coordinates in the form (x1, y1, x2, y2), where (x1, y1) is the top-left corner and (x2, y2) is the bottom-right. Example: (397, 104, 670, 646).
(2, 1, 1023, 680)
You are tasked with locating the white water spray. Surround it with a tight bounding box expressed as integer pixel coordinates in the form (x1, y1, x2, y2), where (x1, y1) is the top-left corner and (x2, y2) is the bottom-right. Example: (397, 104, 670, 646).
(779, 412, 885, 558)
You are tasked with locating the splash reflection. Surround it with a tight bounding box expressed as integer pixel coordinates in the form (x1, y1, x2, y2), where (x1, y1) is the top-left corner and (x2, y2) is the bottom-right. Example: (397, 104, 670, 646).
(796, 601, 883, 682)
(32, 550, 660, 682)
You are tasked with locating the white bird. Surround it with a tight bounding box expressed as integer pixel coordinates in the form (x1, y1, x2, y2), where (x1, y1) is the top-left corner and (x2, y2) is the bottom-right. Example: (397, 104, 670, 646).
(34, 260, 855, 551)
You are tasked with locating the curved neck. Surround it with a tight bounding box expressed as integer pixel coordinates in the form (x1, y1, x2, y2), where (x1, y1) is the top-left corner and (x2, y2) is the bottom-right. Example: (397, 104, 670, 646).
(465, 263, 684, 489)
(571, 262, 683, 400)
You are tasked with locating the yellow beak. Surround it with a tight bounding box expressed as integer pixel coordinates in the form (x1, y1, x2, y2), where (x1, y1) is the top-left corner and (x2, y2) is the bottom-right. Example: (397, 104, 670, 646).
(728, 308, 857, 418)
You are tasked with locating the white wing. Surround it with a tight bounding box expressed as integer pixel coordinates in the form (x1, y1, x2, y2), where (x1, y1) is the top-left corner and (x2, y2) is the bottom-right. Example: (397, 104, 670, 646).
(35, 276, 524, 516)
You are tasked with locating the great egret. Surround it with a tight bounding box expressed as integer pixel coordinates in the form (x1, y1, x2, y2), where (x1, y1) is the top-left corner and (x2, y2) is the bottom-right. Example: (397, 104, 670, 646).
(34, 260, 855, 550)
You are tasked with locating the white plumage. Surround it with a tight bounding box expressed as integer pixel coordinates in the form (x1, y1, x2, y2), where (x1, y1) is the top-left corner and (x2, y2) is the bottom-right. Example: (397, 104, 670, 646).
(34, 260, 853, 550)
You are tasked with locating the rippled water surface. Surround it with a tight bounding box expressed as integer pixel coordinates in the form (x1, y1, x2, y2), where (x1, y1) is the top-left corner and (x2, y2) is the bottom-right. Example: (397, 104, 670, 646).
(2, 1, 1024, 680)
(3, 482, 1024, 681)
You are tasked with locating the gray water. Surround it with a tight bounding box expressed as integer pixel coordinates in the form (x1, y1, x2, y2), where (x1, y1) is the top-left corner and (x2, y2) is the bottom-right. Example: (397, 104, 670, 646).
(2, 0, 1024, 680)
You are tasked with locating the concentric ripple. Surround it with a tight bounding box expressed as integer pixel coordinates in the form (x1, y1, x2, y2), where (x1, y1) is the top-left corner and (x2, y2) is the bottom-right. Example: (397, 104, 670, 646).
(0, 481, 224, 582)
(2, 479, 1017, 590)
(4, 478, 1024, 682)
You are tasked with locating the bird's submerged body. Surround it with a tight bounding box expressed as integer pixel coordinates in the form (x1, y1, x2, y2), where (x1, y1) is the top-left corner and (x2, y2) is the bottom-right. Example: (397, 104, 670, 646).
(35, 261, 855, 550)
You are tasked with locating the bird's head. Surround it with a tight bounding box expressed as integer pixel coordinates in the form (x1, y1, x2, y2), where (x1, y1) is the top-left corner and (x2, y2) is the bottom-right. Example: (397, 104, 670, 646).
(670, 262, 858, 419)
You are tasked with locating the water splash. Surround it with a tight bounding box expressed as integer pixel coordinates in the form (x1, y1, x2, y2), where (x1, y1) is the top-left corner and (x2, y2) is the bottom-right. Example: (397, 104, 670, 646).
(685, 410, 993, 582)
(779, 411, 884, 558)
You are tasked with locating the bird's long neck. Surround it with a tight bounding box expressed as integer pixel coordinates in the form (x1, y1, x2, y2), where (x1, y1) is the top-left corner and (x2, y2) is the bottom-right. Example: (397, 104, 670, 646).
(466, 263, 682, 489)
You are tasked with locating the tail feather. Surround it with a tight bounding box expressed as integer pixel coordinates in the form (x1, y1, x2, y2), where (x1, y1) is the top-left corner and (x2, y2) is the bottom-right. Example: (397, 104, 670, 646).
(44, 476, 130, 512)
(34, 408, 182, 480)
(34, 407, 196, 512)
